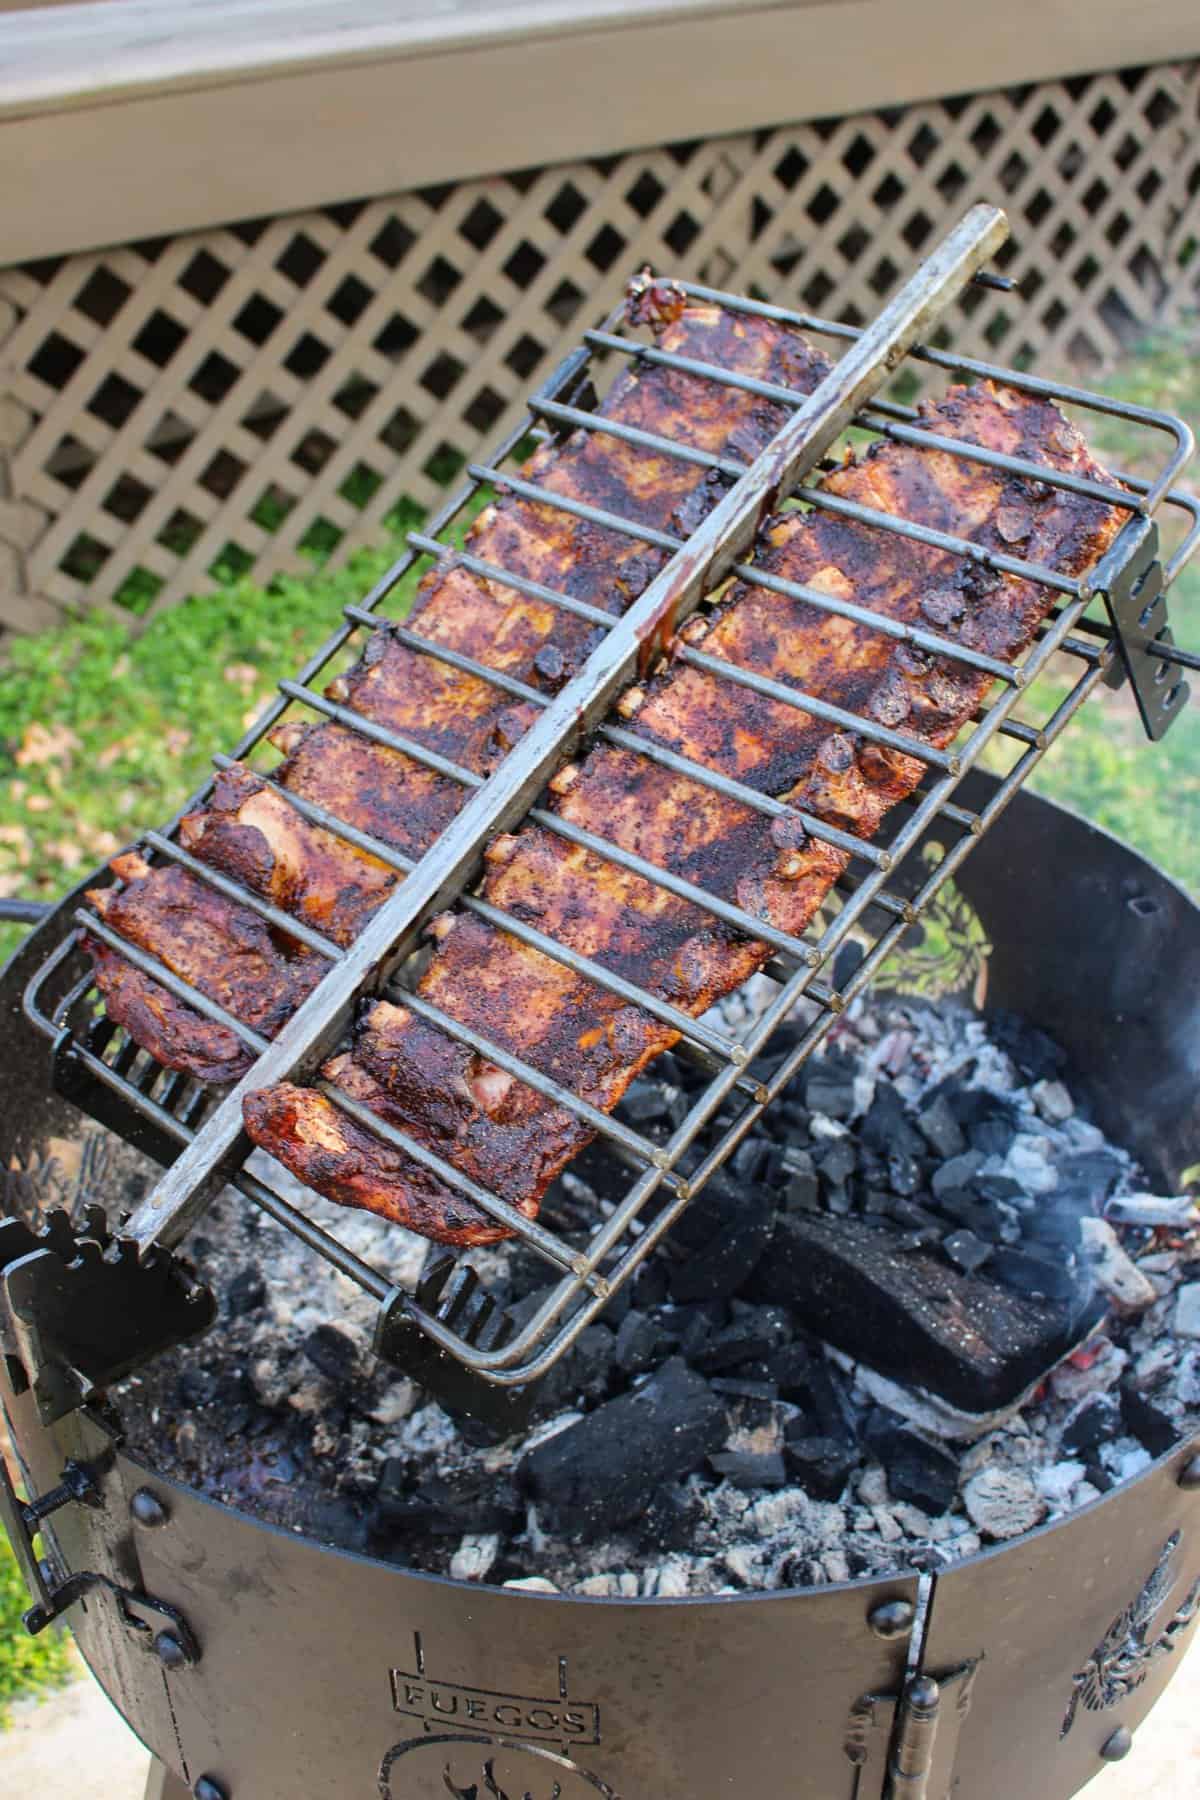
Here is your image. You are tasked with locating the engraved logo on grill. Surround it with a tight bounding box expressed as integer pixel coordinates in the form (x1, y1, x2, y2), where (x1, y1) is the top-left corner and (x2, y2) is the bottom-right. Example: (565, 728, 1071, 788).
(391, 1672, 600, 1746)
(379, 1735, 620, 1799)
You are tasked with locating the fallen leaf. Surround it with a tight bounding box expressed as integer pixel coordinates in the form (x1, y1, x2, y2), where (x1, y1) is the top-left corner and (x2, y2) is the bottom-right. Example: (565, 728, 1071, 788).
(25, 793, 52, 813)
(15, 722, 80, 768)
(97, 738, 135, 770)
(224, 662, 259, 692)
(0, 825, 32, 864)
(164, 727, 192, 756)
(46, 839, 84, 871)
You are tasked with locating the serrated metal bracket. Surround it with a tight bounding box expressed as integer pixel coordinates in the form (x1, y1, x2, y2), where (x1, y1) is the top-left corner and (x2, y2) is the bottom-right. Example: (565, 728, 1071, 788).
(0, 1205, 215, 1425)
(1101, 515, 1191, 740)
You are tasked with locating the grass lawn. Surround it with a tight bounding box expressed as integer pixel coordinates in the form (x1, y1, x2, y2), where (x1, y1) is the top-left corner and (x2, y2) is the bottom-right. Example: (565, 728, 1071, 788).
(0, 323, 1196, 976)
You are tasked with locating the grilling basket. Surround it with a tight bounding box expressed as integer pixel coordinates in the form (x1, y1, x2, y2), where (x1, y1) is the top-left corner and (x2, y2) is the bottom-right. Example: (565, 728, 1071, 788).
(1, 203, 1198, 1800)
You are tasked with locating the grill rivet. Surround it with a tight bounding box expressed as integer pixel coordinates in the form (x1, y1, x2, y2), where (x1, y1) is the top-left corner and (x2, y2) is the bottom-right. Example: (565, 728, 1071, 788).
(868, 1599, 915, 1640)
(194, 1778, 229, 1800)
(130, 1488, 169, 1527)
(1179, 1454, 1200, 1491)
(154, 1631, 188, 1670)
(1100, 1726, 1133, 1762)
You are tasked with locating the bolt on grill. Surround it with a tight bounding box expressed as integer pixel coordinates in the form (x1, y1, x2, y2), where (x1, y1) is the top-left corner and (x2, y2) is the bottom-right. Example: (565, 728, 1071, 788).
(19, 202, 1200, 1426)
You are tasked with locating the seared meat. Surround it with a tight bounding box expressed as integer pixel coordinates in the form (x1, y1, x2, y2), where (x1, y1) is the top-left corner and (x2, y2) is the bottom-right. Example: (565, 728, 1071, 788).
(86, 282, 831, 1082)
(83, 853, 325, 1084)
(179, 763, 400, 948)
(245, 381, 1126, 1245)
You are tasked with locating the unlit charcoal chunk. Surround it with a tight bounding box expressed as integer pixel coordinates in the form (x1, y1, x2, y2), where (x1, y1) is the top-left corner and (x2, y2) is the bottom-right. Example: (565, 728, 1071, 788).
(962, 1466, 1047, 1541)
(988, 1246, 1078, 1302)
(943, 1230, 992, 1274)
(869, 1427, 959, 1515)
(782, 1433, 860, 1501)
(1061, 1393, 1122, 1456)
(518, 1358, 725, 1536)
(916, 1095, 966, 1160)
(932, 1152, 986, 1198)
(708, 1450, 788, 1490)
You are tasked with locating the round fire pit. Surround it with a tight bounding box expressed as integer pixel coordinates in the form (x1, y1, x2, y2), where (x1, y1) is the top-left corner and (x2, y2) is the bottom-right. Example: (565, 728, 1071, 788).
(2, 774, 1198, 1800)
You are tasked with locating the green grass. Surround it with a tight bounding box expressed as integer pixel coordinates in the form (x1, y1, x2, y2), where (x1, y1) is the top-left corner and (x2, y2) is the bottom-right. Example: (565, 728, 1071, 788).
(0, 1535, 74, 1727)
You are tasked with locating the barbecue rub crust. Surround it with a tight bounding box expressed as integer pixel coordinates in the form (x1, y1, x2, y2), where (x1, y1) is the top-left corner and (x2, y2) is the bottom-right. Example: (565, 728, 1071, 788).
(244, 380, 1126, 1246)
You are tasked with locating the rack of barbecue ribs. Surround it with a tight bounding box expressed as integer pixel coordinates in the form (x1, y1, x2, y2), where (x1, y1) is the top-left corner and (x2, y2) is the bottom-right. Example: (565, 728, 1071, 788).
(242, 379, 1125, 1244)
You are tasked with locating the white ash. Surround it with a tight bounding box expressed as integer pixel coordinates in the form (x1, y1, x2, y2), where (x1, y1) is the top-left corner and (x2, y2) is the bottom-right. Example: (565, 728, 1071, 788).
(111, 991, 1200, 1598)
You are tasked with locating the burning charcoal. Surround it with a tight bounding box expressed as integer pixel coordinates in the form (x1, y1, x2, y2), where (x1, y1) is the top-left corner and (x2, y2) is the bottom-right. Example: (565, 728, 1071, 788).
(225, 1268, 267, 1317)
(1061, 1393, 1123, 1456)
(1078, 1219, 1157, 1312)
(708, 1450, 788, 1490)
(1174, 1283, 1200, 1339)
(303, 1324, 360, 1387)
(1057, 1151, 1124, 1205)
(943, 1229, 993, 1275)
(867, 1425, 959, 1514)
(518, 1357, 726, 1537)
(815, 1138, 858, 1189)
(987, 1010, 1067, 1083)
(781, 1431, 861, 1500)
(915, 1095, 966, 1160)
(668, 1181, 775, 1303)
(1031, 1078, 1074, 1124)
(962, 1466, 1047, 1541)
(887, 1150, 923, 1198)
(764, 1339, 812, 1400)
(1105, 1193, 1199, 1230)
(931, 1151, 986, 1199)
(824, 1186, 855, 1218)
(753, 1213, 1104, 1414)
(987, 1245, 1078, 1303)
(861, 1189, 892, 1216)
(615, 1309, 674, 1376)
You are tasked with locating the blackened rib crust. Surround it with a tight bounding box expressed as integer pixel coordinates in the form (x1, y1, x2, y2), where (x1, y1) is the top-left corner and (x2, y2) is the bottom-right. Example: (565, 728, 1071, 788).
(244, 381, 1126, 1245)
(87, 285, 830, 1084)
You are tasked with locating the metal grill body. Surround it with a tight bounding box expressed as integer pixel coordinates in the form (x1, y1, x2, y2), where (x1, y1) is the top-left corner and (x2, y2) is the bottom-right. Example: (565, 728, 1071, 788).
(17, 203, 1200, 1416)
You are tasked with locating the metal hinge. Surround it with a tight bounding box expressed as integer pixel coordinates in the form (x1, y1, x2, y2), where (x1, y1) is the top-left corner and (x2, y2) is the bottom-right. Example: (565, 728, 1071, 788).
(1100, 516, 1191, 741)
(0, 1443, 200, 1661)
(847, 1661, 979, 1799)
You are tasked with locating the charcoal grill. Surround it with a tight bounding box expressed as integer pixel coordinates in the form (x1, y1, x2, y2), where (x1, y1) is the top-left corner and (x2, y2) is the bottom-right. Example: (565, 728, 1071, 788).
(2, 199, 1200, 1798)
(1, 779, 1198, 1800)
(5, 202, 1199, 1432)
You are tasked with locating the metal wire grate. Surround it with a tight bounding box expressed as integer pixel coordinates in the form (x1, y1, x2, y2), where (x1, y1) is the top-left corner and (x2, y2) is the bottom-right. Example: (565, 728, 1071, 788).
(22, 205, 1200, 1402)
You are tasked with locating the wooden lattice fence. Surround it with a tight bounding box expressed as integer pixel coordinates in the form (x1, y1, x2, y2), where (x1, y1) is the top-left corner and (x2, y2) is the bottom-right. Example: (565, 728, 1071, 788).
(1, 60, 1197, 634)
